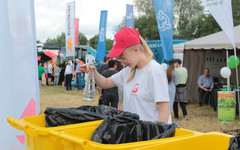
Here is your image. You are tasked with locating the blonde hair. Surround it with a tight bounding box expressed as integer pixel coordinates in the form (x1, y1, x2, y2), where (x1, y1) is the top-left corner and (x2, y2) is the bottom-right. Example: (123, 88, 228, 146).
(127, 36, 153, 83)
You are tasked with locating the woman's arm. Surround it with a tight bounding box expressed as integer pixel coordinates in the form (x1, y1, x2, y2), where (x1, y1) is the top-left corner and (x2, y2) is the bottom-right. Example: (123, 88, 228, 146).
(157, 102, 170, 124)
(79, 64, 116, 89)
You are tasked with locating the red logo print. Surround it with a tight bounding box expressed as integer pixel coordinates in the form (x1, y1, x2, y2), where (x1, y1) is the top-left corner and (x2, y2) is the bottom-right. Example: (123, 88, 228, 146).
(131, 83, 139, 93)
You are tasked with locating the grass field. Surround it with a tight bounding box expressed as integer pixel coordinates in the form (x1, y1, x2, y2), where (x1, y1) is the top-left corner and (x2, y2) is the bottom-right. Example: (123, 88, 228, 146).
(40, 86, 240, 135)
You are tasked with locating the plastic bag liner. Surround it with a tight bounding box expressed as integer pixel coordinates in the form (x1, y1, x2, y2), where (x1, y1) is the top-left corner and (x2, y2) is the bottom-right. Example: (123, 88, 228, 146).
(44, 105, 139, 127)
(90, 116, 178, 144)
(228, 134, 240, 150)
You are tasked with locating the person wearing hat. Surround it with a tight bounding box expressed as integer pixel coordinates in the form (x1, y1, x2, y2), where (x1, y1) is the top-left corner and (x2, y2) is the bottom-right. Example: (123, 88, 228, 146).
(79, 27, 170, 124)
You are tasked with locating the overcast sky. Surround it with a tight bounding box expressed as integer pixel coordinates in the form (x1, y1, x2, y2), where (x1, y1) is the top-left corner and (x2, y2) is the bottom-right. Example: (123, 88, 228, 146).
(34, 0, 134, 43)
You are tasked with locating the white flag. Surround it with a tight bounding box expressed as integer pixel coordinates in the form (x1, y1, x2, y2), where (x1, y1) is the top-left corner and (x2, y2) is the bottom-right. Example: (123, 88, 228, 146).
(65, 1, 75, 57)
(203, 0, 235, 49)
(0, 0, 40, 149)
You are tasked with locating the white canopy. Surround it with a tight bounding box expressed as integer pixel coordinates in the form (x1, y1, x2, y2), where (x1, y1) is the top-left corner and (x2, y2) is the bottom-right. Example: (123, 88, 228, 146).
(176, 25, 240, 50)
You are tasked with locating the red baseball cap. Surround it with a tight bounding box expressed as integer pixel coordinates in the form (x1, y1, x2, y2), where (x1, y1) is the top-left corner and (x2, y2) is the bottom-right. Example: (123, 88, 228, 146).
(107, 27, 140, 58)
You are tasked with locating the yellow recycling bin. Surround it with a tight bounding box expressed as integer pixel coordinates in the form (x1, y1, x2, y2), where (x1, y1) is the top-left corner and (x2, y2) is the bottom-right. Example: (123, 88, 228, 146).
(8, 114, 198, 150)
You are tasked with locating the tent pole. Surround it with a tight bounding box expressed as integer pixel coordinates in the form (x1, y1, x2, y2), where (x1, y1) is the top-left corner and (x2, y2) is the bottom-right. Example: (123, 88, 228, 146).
(233, 47, 240, 119)
(226, 50, 230, 90)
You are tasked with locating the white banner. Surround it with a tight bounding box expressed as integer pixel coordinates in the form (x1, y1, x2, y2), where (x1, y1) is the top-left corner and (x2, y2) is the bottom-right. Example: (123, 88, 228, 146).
(173, 43, 184, 64)
(65, 1, 75, 57)
(0, 0, 40, 149)
(203, 0, 235, 49)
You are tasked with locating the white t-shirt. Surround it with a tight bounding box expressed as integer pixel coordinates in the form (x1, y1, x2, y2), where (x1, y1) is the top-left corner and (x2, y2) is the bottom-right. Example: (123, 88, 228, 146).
(112, 60, 171, 123)
(47, 64, 52, 74)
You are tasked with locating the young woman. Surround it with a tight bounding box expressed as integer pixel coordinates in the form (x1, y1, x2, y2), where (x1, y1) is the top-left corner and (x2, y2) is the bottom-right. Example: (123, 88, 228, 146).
(166, 60, 178, 119)
(80, 28, 170, 124)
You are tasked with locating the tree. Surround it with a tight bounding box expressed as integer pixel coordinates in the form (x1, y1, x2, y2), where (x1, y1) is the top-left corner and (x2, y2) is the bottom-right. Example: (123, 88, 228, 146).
(78, 32, 88, 45)
(89, 35, 98, 49)
(89, 34, 113, 50)
(174, 0, 204, 36)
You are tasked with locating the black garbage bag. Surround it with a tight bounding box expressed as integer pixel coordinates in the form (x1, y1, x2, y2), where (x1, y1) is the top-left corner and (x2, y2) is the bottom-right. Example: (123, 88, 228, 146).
(228, 134, 240, 150)
(44, 105, 139, 127)
(90, 115, 178, 144)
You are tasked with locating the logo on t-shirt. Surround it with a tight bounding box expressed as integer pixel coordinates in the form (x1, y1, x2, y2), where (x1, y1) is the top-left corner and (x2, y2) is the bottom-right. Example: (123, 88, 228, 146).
(131, 83, 139, 94)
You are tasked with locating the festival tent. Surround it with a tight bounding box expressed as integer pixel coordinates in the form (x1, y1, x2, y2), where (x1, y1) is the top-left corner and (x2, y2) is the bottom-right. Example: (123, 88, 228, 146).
(174, 25, 240, 102)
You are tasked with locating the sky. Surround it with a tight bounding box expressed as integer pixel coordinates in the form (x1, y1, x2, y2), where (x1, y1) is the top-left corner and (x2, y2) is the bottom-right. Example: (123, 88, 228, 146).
(34, 0, 134, 43)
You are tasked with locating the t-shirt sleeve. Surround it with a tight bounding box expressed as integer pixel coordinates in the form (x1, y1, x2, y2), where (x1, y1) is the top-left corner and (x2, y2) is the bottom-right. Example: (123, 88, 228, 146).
(111, 68, 128, 91)
(149, 65, 170, 103)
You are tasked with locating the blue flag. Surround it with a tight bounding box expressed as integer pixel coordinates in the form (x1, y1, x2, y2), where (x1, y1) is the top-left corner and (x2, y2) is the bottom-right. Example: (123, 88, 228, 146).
(126, 4, 134, 28)
(96, 10, 108, 63)
(153, 0, 173, 63)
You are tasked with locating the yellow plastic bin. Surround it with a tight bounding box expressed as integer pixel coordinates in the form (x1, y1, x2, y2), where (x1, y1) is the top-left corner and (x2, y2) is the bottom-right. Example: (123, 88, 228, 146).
(135, 132, 233, 150)
(7, 114, 103, 150)
(8, 114, 198, 150)
(48, 124, 198, 150)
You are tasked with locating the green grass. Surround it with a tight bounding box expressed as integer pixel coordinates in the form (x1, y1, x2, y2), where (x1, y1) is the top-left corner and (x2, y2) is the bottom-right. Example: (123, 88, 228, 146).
(40, 86, 240, 135)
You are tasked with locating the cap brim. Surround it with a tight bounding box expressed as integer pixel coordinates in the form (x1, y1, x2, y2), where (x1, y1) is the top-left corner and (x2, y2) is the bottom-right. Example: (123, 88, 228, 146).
(107, 47, 126, 58)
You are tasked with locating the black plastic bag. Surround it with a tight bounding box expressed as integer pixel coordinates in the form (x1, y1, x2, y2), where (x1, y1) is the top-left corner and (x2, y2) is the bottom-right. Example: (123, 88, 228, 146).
(228, 134, 240, 150)
(44, 105, 139, 127)
(90, 115, 178, 144)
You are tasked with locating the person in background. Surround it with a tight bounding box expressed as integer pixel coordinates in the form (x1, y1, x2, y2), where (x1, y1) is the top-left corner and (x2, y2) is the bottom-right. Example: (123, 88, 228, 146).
(47, 61, 53, 86)
(64, 60, 74, 91)
(75, 59, 82, 90)
(167, 59, 178, 122)
(54, 65, 61, 86)
(198, 68, 214, 107)
(80, 27, 170, 124)
(44, 62, 48, 85)
(97, 56, 110, 105)
(173, 59, 188, 120)
(38, 62, 45, 88)
(101, 60, 119, 108)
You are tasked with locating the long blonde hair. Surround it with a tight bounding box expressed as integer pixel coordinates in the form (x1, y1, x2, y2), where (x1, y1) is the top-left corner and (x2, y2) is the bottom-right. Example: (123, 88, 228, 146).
(127, 36, 153, 83)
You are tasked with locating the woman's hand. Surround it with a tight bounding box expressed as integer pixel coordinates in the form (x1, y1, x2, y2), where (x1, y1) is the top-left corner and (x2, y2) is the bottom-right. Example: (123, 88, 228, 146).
(79, 64, 96, 73)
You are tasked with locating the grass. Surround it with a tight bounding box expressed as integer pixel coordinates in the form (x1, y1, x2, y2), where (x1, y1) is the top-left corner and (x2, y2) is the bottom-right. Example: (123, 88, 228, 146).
(40, 86, 240, 135)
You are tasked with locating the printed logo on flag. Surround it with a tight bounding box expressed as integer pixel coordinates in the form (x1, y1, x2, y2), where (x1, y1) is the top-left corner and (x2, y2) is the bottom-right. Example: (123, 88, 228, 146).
(99, 28, 105, 42)
(126, 13, 133, 19)
(157, 10, 171, 31)
(67, 36, 73, 52)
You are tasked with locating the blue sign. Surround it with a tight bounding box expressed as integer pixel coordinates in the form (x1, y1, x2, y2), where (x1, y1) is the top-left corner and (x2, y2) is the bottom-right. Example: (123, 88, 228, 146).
(147, 40, 187, 63)
(96, 10, 108, 63)
(153, 0, 174, 63)
(126, 4, 134, 28)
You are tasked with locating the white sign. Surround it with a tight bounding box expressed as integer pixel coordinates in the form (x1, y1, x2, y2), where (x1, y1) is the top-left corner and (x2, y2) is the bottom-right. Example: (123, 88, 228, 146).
(65, 1, 75, 57)
(0, 0, 40, 149)
(173, 43, 184, 63)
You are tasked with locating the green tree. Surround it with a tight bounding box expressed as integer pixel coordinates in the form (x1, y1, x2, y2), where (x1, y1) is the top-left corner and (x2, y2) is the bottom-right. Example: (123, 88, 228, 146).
(45, 32, 65, 44)
(78, 32, 88, 45)
(89, 34, 113, 50)
(89, 35, 98, 49)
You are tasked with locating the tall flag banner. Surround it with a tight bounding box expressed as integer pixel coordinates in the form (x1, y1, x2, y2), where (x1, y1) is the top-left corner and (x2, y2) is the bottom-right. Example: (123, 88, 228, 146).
(65, 1, 75, 57)
(202, 0, 236, 53)
(96, 10, 108, 63)
(0, 0, 40, 149)
(75, 18, 79, 45)
(153, 0, 174, 63)
(126, 4, 134, 28)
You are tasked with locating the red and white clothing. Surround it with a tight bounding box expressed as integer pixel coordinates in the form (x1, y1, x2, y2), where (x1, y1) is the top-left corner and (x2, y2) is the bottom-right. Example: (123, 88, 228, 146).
(112, 60, 171, 123)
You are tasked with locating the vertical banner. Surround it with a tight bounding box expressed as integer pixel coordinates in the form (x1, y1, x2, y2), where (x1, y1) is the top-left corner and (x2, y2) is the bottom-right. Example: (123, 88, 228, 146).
(126, 4, 134, 28)
(0, 0, 40, 149)
(96, 10, 108, 63)
(153, 0, 173, 63)
(203, 0, 235, 50)
(65, 1, 75, 57)
(218, 91, 235, 122)
(75, 18, 79, 45)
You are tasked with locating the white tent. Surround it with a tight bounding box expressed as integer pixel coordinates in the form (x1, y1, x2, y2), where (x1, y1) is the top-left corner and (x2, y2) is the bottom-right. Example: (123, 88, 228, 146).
(174, 25, 240, 102)
(178, 25, 240, 50)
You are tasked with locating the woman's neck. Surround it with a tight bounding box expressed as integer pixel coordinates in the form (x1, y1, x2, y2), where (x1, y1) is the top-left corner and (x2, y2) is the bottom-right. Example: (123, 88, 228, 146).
(137, 53, 151, 69)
